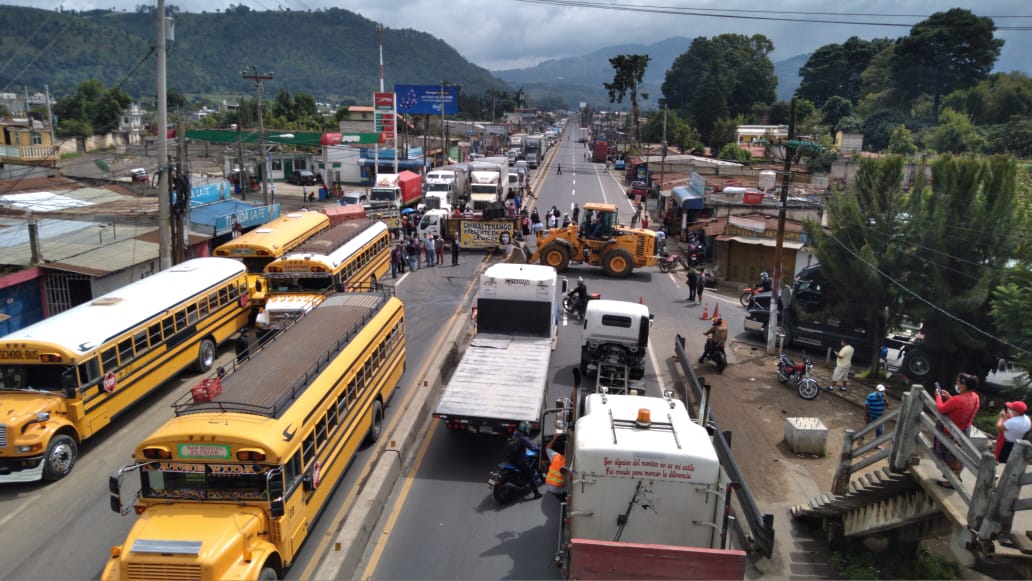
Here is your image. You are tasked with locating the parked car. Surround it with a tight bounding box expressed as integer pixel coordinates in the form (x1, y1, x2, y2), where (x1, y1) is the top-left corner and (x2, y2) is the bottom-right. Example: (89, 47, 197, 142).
(288, 170, 317, 185)
(129, 168, 148, 183)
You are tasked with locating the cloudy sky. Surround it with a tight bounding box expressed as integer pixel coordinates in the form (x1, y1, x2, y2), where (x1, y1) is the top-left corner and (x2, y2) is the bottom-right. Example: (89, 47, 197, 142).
(5, 1, 1031, 72)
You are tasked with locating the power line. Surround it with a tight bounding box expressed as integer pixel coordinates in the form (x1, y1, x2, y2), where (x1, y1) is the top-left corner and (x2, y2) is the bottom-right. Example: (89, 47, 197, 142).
(827, 231, 1027, 355)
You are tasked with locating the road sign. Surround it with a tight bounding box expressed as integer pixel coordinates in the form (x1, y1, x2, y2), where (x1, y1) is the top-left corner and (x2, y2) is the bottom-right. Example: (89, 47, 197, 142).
(103, 372, 117, 393)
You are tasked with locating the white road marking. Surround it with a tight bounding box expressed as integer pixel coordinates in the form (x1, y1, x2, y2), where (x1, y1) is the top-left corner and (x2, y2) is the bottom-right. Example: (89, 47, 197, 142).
(0, 495, 39, 528)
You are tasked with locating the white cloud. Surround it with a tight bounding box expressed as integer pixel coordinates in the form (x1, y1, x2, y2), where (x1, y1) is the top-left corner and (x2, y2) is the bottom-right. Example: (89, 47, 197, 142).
(4, 0, 1030, 72)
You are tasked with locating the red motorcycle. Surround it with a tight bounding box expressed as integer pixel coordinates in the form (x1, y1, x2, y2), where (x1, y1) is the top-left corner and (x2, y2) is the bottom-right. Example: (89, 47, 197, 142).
(777, 353, 821, 400)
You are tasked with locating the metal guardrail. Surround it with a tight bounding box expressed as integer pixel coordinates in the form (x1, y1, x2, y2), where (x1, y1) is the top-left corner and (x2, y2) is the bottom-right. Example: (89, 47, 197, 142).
(674, 334, 775, 559)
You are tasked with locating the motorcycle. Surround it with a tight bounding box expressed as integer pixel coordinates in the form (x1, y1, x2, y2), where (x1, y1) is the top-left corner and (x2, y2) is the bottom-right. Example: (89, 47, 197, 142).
(488, 448, 543, 504)
(739, 286, 760, 306)
(562, 291, 600, 320)
(657, 252, 686, 273)
(699, 342, 727, 373)
(777, 352, 821, 400)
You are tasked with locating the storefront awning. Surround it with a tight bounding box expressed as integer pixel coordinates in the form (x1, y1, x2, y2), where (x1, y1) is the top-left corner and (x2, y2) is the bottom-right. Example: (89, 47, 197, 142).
(672, 186, 704, 210)
(717, 235, 804, 250)
(190, 200, 277, 237)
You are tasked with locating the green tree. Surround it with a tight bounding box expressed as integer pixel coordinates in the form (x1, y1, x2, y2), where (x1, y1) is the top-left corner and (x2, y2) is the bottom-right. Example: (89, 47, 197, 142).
(797, 37, 892, 107)
(604, 54, 650, 145)
(821, 96, 853, 133)
(927, 108, 984, 153)
(861, 108, 907, 151)
(718, 142, 751, 162)
(984, 118, 1032, 157)
(806, 156, 910, 368)
(272, 88, 295, 122)
(639, 109, 701, 154)
(905, 155, 1020, 385)
(890, 8, 1003, 116)
(709, 116, 742, 155)
(53, 79, 133, 138)
(942, 72, 1032, 125)
(662, 34, 776, 142)
(887, 124, 918, 155)
(991, 266, 1032, 373)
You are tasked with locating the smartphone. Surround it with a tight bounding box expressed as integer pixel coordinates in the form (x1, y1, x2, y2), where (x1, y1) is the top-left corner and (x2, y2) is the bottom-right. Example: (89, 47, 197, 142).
(934, 381, 945, 395)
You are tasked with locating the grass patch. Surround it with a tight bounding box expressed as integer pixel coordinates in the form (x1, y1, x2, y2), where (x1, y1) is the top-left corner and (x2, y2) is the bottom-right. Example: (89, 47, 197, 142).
(831, 546, 957, 579)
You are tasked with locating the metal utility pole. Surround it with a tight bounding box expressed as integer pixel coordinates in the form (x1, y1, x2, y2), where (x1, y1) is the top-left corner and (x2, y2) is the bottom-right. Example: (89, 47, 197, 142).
(242, 66, 273, 205)
(440, 81, 448, 167)
(237, 123, 247, 201)
(157, 0, 171, 269)
(43, 84, 55, 143)
(767, 97, 797, 355)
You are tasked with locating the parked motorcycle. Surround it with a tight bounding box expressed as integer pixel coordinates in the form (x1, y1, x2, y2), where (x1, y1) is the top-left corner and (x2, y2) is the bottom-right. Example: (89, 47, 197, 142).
(699, 342, 727, 373)
(488, 448, 543, 504)
(777, 352, 821, 400)
(657, 252, 686, 273)
(739, 286, 761, 306)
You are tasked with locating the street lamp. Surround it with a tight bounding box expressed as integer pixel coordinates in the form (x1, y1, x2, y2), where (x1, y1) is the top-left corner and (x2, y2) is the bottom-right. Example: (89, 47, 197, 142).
(440, 81, 448, 167)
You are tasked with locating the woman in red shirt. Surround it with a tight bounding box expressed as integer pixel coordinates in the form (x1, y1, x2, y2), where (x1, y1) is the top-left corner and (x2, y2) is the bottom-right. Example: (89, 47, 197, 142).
(933, 373, 981, 488)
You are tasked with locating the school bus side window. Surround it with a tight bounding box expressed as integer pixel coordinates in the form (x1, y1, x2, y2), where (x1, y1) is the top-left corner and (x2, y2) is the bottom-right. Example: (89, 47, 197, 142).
(315, 416, 327, 447)
(162, 317, 174, 338)
(283, 452, 302, 492)
(118, 338, 134, 364)
(134, 330, 148, 353)
(302, 433, 315, 466)
(148, 323, 162, 345)
(174, 310, 187, 331)
(78, 357, 100, 387)
(101, 347, 118, 373)
(218, 288, 229, 306)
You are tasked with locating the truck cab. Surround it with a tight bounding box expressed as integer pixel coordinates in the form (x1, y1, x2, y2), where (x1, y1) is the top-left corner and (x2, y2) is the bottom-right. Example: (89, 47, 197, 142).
(579, 299, 652, 388)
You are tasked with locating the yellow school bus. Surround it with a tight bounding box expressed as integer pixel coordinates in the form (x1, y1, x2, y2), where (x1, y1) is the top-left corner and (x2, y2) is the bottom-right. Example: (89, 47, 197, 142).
(0, 257, 251, 482)
(256, 219, 391, 330)
(213, 211, 330, 273)
(103, 288, 406, 580)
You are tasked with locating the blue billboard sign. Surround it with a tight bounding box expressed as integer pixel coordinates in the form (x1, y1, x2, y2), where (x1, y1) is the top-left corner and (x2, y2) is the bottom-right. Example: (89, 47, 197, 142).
(395, 84, 459, 115)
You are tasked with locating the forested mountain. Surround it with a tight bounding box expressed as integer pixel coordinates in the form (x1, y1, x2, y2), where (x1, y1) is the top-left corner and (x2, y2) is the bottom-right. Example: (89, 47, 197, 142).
(494, 36, 807, 110)
(0, 5, 508, 103)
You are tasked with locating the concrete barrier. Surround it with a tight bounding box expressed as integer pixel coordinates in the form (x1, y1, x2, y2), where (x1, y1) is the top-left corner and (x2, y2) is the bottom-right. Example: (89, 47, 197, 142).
(785, 417, 828, 455)
(315, 312, 474, 578)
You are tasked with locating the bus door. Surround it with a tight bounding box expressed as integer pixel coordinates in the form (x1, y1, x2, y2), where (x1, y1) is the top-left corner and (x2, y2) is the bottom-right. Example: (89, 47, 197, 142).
(281, 452, 310, 556)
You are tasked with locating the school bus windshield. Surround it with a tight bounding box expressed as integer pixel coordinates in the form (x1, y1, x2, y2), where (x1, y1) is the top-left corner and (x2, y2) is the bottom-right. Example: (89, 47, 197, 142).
(141, 462, 270, 502)
(0, 364, 76, 392)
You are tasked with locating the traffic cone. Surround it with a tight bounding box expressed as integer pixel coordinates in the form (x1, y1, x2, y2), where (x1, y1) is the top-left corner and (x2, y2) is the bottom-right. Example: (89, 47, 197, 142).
(639, 295, 643, 304)
(712, 302, 720, 320)
(700, 302, 709, 319)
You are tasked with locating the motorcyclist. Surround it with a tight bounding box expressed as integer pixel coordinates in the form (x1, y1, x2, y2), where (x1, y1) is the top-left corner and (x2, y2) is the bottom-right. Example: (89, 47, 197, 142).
(506, 421, 542, 498)
(699, 317, 728, 363)
(757, 272, 773, 293)
(568, 277, 588, 318)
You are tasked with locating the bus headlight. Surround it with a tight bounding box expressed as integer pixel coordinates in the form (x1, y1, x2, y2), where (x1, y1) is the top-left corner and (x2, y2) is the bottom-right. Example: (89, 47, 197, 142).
(16, 444, 42, 453)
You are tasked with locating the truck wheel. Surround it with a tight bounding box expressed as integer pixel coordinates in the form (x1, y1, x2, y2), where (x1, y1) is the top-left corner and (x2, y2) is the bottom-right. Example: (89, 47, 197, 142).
(902, 349, 932, 380)
(43, 434, 78, 480)
(539, 244, 570, 271)
(602, 249, 634, 277)
(194, 338, 216, 372)
(258, 567, 279, 580)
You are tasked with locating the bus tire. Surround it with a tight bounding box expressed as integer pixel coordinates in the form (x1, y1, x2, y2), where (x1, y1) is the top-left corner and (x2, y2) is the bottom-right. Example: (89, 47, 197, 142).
(43, 434, 78, 480)
(195, 338, 216, 373)
(258, 566, 279, 580)
(366, 399, 384, 444)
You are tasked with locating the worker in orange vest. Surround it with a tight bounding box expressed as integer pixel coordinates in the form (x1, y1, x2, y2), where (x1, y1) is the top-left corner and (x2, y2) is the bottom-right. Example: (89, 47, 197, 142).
(542, 432, 568, 502)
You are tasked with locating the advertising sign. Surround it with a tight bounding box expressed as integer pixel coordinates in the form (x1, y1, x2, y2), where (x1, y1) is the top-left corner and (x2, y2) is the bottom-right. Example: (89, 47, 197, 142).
(396, 84, 459, 115)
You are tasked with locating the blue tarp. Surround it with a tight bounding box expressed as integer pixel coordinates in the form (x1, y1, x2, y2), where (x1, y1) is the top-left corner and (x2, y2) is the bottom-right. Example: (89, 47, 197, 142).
(672, 186, 705, 210)
(190, 200, 279, 237)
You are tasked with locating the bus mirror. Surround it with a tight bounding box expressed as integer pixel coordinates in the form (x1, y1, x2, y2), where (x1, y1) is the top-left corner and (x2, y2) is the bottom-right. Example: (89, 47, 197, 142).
(108, 474, 120, 495)
(270, 498, 284, 518)
(109, 494, 121, 514)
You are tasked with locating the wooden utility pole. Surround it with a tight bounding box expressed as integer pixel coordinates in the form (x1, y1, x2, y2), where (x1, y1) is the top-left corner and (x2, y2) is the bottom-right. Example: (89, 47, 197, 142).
(767, 97, 797, 355)
(156, 0, 171, 269)
(242, 66, 273, 205)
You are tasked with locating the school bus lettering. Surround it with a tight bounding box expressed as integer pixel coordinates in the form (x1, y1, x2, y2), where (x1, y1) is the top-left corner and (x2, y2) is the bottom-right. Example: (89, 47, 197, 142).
(0, 348, 39, 360)
(159, 462, 207, 473)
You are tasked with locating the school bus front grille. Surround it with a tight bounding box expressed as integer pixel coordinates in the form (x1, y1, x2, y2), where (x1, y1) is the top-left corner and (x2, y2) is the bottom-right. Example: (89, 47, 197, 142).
(0, 425, 6, 447)
(126, 562, 201, 580)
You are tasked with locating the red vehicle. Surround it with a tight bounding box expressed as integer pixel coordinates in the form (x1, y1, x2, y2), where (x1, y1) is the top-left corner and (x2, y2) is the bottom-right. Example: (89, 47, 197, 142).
(592, 140, 608, 163)
(627, 180, 649, 199)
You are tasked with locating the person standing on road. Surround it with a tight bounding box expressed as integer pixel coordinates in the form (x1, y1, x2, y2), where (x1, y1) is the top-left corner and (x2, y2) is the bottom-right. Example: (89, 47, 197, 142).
(434, 235, 445, 266)
(451, 237, 460, 266)
(687, 267, 698, 302)
(866, 384, 888, 437)
(995, 401, 1030, 463)
(557, 163, 562, 175)
(572, 203, 580, 224)
(827, 338, 855, 392)
(695, 268, 706, 304)
(542, 432, 567, 502)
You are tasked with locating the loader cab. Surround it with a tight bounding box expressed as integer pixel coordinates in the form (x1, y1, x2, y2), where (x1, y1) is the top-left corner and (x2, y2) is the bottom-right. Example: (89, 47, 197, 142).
(581, 203, 618, 239)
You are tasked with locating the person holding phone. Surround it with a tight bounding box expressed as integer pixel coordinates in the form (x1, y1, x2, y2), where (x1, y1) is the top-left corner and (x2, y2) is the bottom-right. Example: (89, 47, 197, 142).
(995, 401, 1030, 463)
(933, 373, 981, 488)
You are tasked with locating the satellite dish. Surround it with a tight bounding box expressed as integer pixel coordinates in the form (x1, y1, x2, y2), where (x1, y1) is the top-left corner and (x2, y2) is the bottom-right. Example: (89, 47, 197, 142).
(94, 159, 111, 172)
